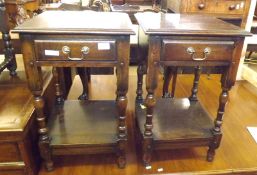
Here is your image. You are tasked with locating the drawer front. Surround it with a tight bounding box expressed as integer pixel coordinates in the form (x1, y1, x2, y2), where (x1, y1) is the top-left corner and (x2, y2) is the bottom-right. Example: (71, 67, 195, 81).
(187, 0, 213, 13)
(187, 0, 246, 15)
(161, 40, 234, 62)
(215, 0, 246, 15)
(0, 143, 21, 162)
(35, 40, 116, 61)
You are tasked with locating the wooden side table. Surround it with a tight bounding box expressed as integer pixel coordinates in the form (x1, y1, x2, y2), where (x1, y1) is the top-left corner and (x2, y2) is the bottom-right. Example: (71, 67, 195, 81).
(13, 11, 134, 170)
(135, 13, 250, 166)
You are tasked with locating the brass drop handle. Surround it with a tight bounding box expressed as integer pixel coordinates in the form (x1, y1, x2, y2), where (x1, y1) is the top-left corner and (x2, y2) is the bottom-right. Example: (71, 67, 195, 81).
(198, 3, 205, 10)
(229, 4, 236, 10)
(186, 47, 211, 61)
(62, 46, 90, 61)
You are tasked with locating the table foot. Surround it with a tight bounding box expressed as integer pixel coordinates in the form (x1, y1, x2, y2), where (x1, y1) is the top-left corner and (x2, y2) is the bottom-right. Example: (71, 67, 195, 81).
(9, 70, 17, 76)
(207, 147, 215, 162)
(162, 92, 172, 98)
(78, 93, 89, 100)
(45, 161, 54, 172)
(117, 155, 126, 169)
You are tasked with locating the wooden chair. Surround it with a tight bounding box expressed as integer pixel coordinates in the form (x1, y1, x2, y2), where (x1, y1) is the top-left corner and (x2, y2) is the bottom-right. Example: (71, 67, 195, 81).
(0, 0, 17, 76)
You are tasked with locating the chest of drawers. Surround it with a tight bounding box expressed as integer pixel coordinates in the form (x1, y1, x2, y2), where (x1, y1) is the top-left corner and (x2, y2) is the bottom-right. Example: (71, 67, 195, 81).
(167, 0, 251, 28)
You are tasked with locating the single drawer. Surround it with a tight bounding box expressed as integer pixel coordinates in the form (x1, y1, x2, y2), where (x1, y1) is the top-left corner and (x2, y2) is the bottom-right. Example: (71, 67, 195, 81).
(187, 0, 213, 13)
(34, 40, 116, 61)
(215, 0, 246, 15)
(161, 40, 234, 62)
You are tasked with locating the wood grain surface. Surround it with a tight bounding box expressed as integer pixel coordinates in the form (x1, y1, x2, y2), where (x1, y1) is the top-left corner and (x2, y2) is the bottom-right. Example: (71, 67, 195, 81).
(38, 68, 257, 175)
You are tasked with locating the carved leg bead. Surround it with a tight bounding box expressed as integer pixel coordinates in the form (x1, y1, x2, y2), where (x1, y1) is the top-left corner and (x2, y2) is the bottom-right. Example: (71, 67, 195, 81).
(2, 33, 17, 76)
(52, 67, 64, 105)
(34, 96, 53, 171)
(117, 95, 127, 168)
(136, 64, 144, 103)
(208, 88, 228, 162)
(142, 93, 155, 165)
(144, 94, 155, 137)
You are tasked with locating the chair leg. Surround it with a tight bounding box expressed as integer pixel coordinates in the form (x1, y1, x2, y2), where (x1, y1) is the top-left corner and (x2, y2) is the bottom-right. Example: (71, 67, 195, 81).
(248, 51, 253, 58)
(77, 67, 89, 100)
(170, 67, 178, 98)
(162, 66, 172, 98)
(189, 66, 201, 101)
(3, 32, 17, 76)
(163, 66, 177, 98)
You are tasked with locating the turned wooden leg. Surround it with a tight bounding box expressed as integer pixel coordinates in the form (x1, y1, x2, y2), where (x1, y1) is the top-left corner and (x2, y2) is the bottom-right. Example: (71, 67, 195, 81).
(136, 62, 145, 103)
(189, 66, 201, 101)
(207, 78, 230, 162)
(142, 37, 160, 166)
(34, 95, 53, 171)
(77, 67, 89, 100)
(116, 37, 129, 168)
(2, 32, 17, 76)
(116, 94, 127, 168)
(0, 1, 17, 76)
(21, 37, 53, 171)
(143, 93, 155, 166)
(52, 67, 64, 105)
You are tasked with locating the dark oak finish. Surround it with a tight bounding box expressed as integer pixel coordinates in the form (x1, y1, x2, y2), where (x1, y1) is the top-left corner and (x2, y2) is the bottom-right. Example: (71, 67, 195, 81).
(13, 11, 134, 171)
(166, 0, 251, 28)
(136, 98, 214, 147)
(0, 0, 17, 76)
(0, 69, 55, 175)
(4, 0, 40, 27)
(189, 66, 201, 101)
(34, 71, 257, 175)
(48, 101, 117, 154)
(161, 39, 234, 62)
(34, 39, 117, 61)
(135, 12, 250, 166)
(164, 0, 251, 97)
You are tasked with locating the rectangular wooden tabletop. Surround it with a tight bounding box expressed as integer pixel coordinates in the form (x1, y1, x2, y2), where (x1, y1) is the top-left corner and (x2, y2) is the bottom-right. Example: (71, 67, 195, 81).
(135, 12, 250, 36)
(13, 11, 135, 35)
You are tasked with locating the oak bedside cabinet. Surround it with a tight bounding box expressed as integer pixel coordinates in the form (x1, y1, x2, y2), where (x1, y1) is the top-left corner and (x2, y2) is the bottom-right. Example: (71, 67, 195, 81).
(13, 11, 134, 171)
(135, 13, 250, 166)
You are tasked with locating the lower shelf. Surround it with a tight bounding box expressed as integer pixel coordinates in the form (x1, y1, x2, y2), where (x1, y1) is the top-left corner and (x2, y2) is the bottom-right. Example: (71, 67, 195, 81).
(48, 100, 118, 155)
(135, 98, 214, 149)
